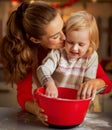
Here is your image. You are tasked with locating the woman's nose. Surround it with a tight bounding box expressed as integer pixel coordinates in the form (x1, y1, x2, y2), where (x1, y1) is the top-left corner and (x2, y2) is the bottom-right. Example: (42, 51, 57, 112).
(60, 31, 66, 40)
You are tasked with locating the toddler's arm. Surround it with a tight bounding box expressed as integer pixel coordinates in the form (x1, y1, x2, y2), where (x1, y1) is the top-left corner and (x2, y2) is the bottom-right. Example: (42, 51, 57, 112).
(44, 78, 58, 98)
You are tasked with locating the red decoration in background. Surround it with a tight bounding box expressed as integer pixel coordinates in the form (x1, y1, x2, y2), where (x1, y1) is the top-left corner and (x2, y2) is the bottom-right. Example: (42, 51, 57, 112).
(52, 3, 57, 8)
(52, 0, 79, 8)
(59, 0, 79, 8)
(10, 0, 79, 8)
(10, 0, 79, 7)
(10, 0, 24, 2)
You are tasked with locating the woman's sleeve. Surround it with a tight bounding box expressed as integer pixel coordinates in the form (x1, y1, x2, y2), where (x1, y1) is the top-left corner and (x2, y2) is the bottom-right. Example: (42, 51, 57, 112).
(16, 72, 34, 110)
(97, 63, 112, 94)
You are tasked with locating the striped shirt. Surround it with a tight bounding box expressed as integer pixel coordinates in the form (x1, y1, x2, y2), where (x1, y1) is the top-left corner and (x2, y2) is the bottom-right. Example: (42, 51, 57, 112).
(37, 48, 98, 89)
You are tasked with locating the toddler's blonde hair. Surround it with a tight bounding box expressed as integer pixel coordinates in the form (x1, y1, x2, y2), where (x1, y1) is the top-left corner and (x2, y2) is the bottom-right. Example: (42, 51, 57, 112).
(64, 10, 99, 56)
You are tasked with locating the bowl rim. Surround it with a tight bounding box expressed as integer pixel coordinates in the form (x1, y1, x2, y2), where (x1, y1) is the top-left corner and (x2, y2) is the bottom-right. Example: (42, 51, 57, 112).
(39, 93, 92, 102)
(35, 87, 92, 102)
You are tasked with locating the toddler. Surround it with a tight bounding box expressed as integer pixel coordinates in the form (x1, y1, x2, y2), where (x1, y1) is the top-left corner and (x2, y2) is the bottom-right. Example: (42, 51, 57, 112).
(37, 11, 99, 99)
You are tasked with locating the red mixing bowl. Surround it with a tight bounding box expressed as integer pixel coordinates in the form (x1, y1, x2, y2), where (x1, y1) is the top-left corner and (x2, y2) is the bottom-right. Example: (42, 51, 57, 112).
(34, 87, 91, 128)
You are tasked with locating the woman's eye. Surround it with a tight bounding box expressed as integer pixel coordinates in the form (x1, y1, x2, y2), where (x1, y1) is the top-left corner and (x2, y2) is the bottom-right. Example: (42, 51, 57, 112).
(52, 35, 59, 39)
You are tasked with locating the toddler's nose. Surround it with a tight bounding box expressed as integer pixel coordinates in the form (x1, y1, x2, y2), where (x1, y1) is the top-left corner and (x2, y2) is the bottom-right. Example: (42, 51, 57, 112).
(73, 43, 79, 51)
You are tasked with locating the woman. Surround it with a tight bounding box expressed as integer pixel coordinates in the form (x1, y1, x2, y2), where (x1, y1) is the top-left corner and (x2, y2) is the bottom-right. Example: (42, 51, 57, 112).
(0, 1, 112, 125)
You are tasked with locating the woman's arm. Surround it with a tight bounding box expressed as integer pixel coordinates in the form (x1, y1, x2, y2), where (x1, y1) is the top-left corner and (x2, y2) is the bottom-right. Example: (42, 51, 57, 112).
(96, 63, 112, 94)
(16, 72, 34, 110)
(77, 63, 112, 100)
(16, 72, 48, 125)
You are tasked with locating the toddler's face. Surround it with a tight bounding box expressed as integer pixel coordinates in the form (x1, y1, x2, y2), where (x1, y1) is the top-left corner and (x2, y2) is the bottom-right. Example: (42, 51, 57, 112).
(65, 28, 90, 59)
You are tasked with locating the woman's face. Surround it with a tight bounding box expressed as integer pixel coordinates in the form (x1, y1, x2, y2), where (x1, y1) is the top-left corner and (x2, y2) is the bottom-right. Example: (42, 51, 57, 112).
(65, 29, 90, 59)
(40, 13, 66, 49)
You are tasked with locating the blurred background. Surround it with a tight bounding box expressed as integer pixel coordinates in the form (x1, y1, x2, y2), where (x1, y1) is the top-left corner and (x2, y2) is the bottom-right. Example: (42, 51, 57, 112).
(0, 0, 112, 112)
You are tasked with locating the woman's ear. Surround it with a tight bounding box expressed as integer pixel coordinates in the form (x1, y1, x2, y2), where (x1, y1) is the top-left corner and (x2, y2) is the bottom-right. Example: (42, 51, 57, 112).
(30, 37, 41, 44)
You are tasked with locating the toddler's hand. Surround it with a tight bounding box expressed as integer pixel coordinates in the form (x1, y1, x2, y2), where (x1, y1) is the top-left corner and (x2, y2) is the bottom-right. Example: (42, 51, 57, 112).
(45, 85, 58, 98)
(44, 78, 58, 98)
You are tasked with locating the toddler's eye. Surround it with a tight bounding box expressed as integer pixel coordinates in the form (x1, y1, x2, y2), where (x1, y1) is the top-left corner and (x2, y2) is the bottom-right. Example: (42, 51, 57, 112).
(79, 43, 85, 46)
(66, 40, 74, 45)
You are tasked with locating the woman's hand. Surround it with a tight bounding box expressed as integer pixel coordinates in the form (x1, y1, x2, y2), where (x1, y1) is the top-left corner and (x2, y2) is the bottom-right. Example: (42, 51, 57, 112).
(34, 101, 48, 126)
(25, 100, 48, 126)
(77, 78, 106, 100)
